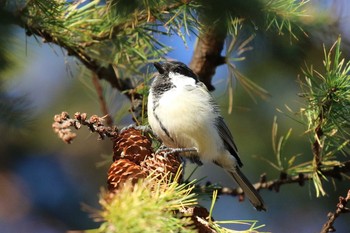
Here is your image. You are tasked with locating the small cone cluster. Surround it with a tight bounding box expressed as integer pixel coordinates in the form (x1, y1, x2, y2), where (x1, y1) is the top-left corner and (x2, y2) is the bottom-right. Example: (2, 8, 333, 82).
(107, 128, 182, 192)
(105, 127, 213, 232)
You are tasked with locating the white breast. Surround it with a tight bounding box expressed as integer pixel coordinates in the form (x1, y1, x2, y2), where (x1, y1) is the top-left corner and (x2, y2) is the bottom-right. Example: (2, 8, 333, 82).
(148, 72, 224, 162)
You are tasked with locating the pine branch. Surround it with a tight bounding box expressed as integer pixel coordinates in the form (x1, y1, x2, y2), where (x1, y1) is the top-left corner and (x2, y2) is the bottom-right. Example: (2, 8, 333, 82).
(263, 0, 309, 40)
(300, 37, 350, 196)
(23, 21, 135, 96)
(189, 0, 229, 91)
(52, 111, 350, 200)
(189, 26, 226, 91)
(6, 0, 194, 99)
(100, 1, 189, 41)
(320, 189, 350, 233)
(199, 160, 350, 198)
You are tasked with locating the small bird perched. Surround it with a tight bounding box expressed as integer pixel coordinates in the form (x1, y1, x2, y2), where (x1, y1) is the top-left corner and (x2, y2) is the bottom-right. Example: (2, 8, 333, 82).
(147, 61, 266, 211)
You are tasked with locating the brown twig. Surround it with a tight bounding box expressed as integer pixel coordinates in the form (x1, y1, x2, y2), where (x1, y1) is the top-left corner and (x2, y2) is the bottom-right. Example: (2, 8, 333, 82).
(52, 112, 118, 143)
(199, 161, 350, 198)
(313, 112, 325, 168)
(320, 189, 350, 233)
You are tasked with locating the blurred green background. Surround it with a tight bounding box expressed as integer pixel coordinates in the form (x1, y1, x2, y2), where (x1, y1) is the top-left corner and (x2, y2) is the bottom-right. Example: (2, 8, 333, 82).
(1, 1, 350, 232)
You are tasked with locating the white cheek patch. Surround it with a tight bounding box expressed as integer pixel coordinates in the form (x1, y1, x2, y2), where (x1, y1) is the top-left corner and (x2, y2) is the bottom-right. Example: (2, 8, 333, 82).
(169, 72, 197, 87)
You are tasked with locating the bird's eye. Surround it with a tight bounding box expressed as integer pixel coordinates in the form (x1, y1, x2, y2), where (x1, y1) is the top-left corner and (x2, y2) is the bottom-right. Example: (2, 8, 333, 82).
(173, 67, 181, 73)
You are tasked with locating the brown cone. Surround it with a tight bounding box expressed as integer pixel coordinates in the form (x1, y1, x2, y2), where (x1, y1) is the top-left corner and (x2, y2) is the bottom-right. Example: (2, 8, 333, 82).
(112, 128, 152, 164)
(107, 159, 147, 192)
(141, 151, 182, 181)
(109, 128, 182, 191)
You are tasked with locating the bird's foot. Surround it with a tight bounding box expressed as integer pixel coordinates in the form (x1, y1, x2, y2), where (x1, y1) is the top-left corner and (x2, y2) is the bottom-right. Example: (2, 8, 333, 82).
(120, 124, 150, 134)
(156, 146, 198, 158)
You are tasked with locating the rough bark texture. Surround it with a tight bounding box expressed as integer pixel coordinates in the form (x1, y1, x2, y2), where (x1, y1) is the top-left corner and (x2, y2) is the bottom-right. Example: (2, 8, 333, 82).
(189, 27, 226, 91)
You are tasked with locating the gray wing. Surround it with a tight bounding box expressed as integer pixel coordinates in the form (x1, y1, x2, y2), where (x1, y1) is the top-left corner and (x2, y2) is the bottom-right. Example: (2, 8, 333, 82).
(190, 81, 243, 167)
(215, 116, 243, 167)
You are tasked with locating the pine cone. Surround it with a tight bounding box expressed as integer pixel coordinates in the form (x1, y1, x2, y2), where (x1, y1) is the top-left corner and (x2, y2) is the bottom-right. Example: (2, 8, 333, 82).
(107, 159, 147, 192)
(141, 151, 182, 180)
(113, 128, 152, 164)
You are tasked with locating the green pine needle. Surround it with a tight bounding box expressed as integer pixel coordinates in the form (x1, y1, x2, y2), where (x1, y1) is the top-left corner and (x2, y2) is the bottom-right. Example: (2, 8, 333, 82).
(270, 37, 350, 197)
(94, 169, 266, 233)
(97, 173, 197, 233)
(299, 36, 350, 196)
(263, 0, 309, 40)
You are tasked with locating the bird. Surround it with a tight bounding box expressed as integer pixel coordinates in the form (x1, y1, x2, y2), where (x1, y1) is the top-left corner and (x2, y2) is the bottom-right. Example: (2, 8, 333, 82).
(147, 60, 266, 211)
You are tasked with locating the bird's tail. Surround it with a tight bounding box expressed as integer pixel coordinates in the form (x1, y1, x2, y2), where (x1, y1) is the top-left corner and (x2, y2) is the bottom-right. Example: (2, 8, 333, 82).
(228, 167, 266, 211)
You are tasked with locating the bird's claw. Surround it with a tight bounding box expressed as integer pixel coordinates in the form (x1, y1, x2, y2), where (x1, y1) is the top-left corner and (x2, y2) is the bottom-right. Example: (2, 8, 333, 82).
(120, 124, 150, 134)
(156, 146, 198, 158)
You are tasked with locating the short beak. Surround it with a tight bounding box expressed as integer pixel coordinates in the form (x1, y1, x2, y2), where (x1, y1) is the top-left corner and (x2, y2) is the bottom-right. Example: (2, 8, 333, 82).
(154, 62, 165, 74)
